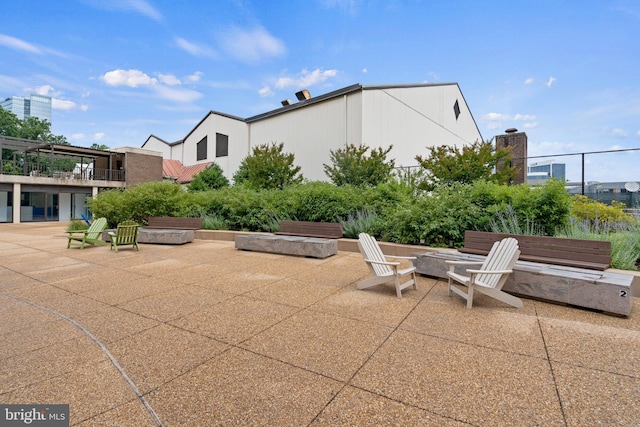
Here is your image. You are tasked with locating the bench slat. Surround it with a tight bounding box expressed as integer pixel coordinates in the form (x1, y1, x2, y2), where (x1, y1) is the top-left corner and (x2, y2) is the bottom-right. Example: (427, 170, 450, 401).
(146, 217, 203, 230)
(275, 221, 343, 239)
(460, 231, 611, 270)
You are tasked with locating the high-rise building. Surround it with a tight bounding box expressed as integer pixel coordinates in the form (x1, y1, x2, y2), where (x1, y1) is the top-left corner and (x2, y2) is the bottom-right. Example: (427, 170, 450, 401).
(527, 160, 566, 184)
(1, 94, 52, 122)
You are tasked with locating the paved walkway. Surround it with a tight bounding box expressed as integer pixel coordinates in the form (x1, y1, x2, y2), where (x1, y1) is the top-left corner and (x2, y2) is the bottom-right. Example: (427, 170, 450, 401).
(1, 222, 639, 426)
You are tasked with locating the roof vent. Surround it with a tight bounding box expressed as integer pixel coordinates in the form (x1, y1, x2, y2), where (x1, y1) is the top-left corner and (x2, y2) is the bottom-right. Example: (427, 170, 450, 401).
(505, 128, 518, 134)
(281, 99, 292, 106)
(295, 89, 311, 101)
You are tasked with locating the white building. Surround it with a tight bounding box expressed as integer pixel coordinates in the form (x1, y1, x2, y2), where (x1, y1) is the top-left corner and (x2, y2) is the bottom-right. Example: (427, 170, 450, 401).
(142, 83, 483, 182)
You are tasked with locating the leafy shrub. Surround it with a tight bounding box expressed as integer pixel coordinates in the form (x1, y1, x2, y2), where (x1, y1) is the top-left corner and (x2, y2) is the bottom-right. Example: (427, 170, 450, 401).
(570, 195, 634, 225)
(88, 181, 194, 227)
(240, 142, 303, 190)
(187, 163, 229, 192)
(323, 144, 395, 187)
(66, 218, 88, 232)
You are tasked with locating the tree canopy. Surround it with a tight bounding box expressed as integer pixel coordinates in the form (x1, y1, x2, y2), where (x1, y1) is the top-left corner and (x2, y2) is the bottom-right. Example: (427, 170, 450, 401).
(323, 143, 395, 187)
(0, 108, 68, 143)
(415, 140, 515, 190)
(187, 163, 229, 192)
(234, 142, 303, 190)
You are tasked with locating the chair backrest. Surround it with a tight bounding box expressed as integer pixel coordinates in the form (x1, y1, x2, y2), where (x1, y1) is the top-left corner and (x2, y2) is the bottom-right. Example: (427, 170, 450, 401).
(86, 217, 108, 239)
(358, 233, 392, 276)
(477, 237, 520, 288)
(115, 220, 139, 244)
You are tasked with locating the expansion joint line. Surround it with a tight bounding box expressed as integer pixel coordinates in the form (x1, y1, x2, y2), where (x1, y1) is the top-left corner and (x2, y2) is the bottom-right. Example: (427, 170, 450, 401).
(380, 89, 472, 144)
(535, 308, 568, 426)
(1, 294, 164, 427)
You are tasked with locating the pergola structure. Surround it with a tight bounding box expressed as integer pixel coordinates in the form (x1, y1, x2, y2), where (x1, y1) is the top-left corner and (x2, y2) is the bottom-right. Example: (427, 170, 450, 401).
(0, 135, 123, 181)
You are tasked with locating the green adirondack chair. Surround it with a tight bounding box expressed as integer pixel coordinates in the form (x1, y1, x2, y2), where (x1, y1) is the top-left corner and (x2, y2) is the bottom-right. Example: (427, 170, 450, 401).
(108, 220, 140, 253)
(67, 217, 108, 249)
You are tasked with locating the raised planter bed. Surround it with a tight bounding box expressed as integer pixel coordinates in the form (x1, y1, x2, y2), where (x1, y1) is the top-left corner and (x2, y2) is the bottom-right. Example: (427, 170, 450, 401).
(235, 234, 338, 259)
(414, 250, 633, 316)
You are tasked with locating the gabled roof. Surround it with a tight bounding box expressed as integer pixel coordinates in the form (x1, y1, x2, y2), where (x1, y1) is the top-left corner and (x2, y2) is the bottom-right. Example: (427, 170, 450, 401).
(162, 159, 183, 179)
(177, 163, 211, 183)
(142, 134, 183, 149)
(162, 159, 211, 183)
(244, 82, 460, 122)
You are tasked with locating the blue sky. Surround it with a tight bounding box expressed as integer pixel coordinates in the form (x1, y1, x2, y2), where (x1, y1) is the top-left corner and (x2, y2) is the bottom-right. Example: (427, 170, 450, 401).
(1, 0, 639, 183)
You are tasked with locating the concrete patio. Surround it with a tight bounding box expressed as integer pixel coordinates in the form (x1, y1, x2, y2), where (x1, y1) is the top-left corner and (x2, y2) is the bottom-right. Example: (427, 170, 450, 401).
(1, 222, 639, 426)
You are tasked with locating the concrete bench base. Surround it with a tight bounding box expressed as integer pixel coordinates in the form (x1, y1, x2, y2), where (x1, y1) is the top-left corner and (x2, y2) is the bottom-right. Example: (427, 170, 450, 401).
(414, 250, 634, 316)
(103, 228, 194, 245)
(235, 234, 338, 259)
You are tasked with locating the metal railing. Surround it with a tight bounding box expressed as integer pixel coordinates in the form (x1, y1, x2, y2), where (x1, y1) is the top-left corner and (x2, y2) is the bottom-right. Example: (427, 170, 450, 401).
(0, 160, 125, 181)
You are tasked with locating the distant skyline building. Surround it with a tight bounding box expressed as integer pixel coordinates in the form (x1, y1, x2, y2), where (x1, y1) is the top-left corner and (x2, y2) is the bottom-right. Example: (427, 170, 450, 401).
(1, 94, 52, 122)
(527, 160, 566, 184)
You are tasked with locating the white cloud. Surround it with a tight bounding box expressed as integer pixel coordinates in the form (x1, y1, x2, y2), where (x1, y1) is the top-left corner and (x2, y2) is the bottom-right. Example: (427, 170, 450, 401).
(258, 86, 274, 97)
(151, 85, 202, 103)
(524, 78, 534, 85)
(481, 112, 509, 121)
(610, 128, 628, 138)
(100, 68, 203, 102)
(218, 26, 286, 63)
(513, 114, 536, 121)
(71, 133, 85, 141)
(546, 76, 556, 87)
(101, 69, 158, 87)
(362, 68, 368, 73)
(319, 0, 361, 15)
(52, 99, 77, 110)
(185, 72, 203, 83)
(481, 112, 537, 122)
(0, 34, 41, 54)
(94, 132, 106, 140)
(481, 112, 538, 131)
(84, 0, 162, 21)
(81, 104, 89, 111)
(158, 73, 181, 86)
(34, 85, 56, 96)
(275, 68, 338, 90)
(175, 37, 218, 58)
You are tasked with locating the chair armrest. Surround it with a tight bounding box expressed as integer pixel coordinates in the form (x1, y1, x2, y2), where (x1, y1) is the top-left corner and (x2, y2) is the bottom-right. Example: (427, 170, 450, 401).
(466, 269, 513, 275)
(386, 255, 417, 261)
(68, 230, 89, 236)
(363, 258, 400, 266)
(446, 260, 484, 265)
(108, 231, 116, 237)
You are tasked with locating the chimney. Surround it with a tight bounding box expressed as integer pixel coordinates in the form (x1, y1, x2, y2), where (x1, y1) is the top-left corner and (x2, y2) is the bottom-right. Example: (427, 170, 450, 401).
(495, 129, 528, 185)
(295, 89, 311, 101)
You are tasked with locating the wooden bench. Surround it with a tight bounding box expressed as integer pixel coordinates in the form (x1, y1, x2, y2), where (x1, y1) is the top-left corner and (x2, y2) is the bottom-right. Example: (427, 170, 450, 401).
(275, 221, 343, 238)
(459, 230, 611, 271)
(146, 217, 203, 230)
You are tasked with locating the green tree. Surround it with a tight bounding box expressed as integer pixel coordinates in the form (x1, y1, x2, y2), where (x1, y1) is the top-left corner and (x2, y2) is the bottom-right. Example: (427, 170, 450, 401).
(323, 143, 396, 187)
(415, 140, 514, 190)
(0, 108, 20, 137)
(0, 108, 68, 143)
(232, 158, 250, 186)
(241, 142, 303, 190)
(187, 163, 229, 192)
(90, 143, 110, 150)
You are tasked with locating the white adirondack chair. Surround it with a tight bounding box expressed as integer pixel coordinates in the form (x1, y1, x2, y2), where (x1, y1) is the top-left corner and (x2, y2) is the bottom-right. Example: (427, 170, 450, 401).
(357, 233, 417, 298)
(447, 237, 522, 309)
